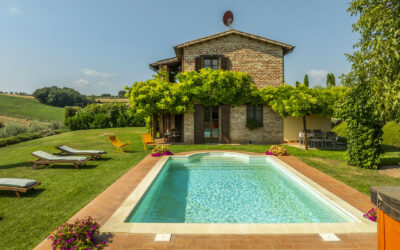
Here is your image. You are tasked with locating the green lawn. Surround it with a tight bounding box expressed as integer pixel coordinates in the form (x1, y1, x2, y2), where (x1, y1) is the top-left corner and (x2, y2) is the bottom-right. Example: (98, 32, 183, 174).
(0, 94, 65, 121)
(1, 127, 400, 249)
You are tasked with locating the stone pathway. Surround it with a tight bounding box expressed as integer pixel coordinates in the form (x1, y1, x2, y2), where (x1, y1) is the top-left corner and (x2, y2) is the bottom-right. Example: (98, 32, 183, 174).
(34, 151, 377, 250)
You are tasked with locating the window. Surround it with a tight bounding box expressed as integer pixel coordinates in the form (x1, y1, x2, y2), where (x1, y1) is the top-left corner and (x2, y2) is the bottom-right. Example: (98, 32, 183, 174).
(204, 58, 219, 70)
(247, 105, 263, 125)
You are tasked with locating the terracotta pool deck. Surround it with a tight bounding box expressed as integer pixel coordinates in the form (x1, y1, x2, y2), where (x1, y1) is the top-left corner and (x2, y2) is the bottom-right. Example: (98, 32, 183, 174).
(34, 151, 377, 250)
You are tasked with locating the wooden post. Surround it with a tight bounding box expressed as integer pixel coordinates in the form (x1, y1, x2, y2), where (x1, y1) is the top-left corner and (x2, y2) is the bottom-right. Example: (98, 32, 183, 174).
(303, 116, 308, 150)
(152, 114, 157, 140)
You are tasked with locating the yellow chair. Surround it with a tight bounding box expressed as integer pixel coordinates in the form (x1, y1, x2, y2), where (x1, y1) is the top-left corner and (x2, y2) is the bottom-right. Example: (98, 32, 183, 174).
(108, 136, 130, 152)
(141, 134, 155, 151)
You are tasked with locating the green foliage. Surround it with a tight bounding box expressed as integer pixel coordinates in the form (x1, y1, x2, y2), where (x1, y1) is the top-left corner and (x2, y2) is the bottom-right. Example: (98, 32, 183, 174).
(346, 0, 400, 121)
(337, 86, 384, 169)
(33, 86, 89, 107)
(126, 70, 344, 120)
(295, 81, 301, 87)
(118, 90, 127, 98)
(0, 121, 4, 128)
(0, 133, 42, 148)
(0, 122, 28, 138)
(304, 74, 309, 87)
(326, 73, 336, 87)
(246, 118, 262, 130)
(64, 103, 145, 130)
(339, 0, 400, 169)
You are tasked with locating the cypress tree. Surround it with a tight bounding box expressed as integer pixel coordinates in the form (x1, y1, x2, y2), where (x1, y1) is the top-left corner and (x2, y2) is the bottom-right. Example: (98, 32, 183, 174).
(304, 74, 309, 87)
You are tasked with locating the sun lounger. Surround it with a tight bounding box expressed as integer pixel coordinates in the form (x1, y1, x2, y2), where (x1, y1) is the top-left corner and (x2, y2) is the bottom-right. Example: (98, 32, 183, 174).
(55, 145, 106, 159)
(108, 136, 130, 152)
(31, 151, 89, 170)
(0, 178, 40, 197)
(141, 134, 155, 151)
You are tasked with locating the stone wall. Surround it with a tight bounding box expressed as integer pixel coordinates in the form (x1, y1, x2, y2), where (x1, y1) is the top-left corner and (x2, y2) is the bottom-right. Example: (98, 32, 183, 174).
(230, 105, 283, 144)
(183, 111, 194, 144)
(182, 34, 284, 88)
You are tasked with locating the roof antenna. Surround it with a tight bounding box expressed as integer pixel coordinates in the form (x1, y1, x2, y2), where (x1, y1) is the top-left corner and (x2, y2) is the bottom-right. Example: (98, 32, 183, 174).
(222, 11, 234, 29)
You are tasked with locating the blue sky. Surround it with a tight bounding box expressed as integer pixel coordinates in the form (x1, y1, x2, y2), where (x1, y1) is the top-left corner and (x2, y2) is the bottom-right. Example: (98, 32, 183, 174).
(0, 0, 358, 95)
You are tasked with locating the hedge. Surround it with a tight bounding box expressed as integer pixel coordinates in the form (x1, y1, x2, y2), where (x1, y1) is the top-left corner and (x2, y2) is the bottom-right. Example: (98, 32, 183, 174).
(0, 133, 42, 148)
(64, 103, 145, 130)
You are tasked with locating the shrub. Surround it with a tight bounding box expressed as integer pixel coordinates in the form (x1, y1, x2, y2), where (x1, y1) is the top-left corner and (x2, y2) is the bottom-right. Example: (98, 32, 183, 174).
(0, 133, 42, 148)
(65, 103, 145, 130)
(0, 121, 4, 128)
(0, 122, 28, 138)
(48, 217, 106, 249)
(266, 145, 288, 156)
(33, 86, 89, 107)
(246, 118, 262, 130)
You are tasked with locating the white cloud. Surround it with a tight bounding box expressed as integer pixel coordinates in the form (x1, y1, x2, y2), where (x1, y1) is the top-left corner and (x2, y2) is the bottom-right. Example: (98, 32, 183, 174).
(10, 7, 20, 15)
(72, 79, 89, 87)
(307, 69, 328, 86)
(82, 68, 115, 78)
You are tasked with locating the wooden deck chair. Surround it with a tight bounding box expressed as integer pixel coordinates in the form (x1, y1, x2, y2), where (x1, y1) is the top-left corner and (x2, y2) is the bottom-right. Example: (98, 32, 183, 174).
(141, 134, 155, 151)
(31, 151, 89, 170)
(0, 178, 41, 198)
(55, 145, 107, 159)
(108, 136, 130, 152)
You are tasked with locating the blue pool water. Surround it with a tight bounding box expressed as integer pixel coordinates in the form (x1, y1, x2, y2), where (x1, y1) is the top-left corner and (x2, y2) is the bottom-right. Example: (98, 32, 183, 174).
(127, 153, 352, 223)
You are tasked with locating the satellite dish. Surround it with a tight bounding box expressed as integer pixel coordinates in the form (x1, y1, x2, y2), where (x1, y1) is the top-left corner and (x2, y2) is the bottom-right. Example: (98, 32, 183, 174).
(223, 11, 234, 28)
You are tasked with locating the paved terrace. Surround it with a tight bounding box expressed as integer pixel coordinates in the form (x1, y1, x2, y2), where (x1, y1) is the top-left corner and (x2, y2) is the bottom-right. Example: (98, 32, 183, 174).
(35, 151, 377, 250)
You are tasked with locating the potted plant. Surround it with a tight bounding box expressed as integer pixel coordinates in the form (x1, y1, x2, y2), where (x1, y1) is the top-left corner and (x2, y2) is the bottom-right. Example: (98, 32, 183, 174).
(151, 145, 173, 157)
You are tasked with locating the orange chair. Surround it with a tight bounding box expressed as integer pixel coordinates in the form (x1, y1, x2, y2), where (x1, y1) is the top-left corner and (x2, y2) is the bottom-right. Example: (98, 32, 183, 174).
(141, 134, 155, 151)
(108, 136, 130, 152)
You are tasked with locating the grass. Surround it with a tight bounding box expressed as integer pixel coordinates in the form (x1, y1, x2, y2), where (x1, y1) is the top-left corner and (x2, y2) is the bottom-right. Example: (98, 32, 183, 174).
(0, 127, 148, 249)
(1, 128, 400, 249)
(0, 94, 65, 122)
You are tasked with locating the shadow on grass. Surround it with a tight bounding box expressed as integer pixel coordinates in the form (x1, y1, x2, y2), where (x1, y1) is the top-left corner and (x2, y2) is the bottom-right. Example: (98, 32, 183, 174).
(0, 188, 45, 198)
(36, 164, 99, 170)
(0, 162, 31, 169)
(381, 157, 400, 166)
(383, 144, 400, 152)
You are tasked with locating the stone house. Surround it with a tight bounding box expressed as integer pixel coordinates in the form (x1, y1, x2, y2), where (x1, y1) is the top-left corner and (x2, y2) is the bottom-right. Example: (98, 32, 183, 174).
(150, 29, 327, 144)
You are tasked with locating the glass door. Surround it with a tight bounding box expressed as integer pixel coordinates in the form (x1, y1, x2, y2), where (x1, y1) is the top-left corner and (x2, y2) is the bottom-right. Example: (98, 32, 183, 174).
(203, 106, 219, 143)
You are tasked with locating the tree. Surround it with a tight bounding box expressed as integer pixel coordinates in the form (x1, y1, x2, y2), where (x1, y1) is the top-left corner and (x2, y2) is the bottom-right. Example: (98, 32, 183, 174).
(33, 86, 88, 107)
(326, 73, 336, 87)
(304, 74, 309, 87)
(100, 93, 112, 98)
(295, 81, 301, 87)
(118, 90, 127, 98)
(339, 0, 400, 169)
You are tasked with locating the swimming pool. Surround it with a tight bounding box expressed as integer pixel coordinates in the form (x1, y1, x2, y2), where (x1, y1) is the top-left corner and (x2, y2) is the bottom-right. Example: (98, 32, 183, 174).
(102, 152, 376, 234)
(127, 153, 352, 223)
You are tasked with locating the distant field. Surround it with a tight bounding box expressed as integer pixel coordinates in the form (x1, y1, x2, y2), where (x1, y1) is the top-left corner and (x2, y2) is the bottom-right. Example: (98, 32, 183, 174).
(95, 97, 129, 103)
(0, 94, 64, 121)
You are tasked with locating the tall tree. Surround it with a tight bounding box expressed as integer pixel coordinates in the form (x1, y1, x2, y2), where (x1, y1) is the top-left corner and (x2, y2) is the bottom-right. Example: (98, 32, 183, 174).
(295, 81, 301, 87)
(304, 74, 309, 87)
(326, 73, 336, 87)
(340, 0, 400, 169)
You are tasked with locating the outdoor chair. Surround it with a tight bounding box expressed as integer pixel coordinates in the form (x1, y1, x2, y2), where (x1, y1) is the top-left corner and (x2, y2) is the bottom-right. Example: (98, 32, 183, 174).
(141, 134, 155, 151)
(310, 132, 324, 148)
(299, 131, 314, 148)
(31, 151, 89, 170)
(0, 178, 41, 198)
(323, 132, 337, 149)
(171, 129, 181, 142)
(108, 136, 131, 152)
(55, 145, 107, 159)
